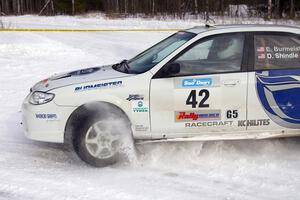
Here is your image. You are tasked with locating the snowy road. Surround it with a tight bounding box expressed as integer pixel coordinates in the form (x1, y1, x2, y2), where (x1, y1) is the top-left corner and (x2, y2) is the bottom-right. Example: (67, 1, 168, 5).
(1, 16, 300, 200)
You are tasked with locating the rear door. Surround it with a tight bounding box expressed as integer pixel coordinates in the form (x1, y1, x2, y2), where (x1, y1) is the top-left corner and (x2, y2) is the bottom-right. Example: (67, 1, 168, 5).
(150, 33, 249, 139)
(247, 32, 300, 131)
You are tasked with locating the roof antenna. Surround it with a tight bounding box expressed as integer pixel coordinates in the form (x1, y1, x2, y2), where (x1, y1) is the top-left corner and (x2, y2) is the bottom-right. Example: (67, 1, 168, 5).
(205, 15, 216, 28)
(205, 23, 216, 28)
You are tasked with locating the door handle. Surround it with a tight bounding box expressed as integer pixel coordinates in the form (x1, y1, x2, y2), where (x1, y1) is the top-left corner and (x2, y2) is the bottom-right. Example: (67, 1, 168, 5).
(223, 80, 240, 87)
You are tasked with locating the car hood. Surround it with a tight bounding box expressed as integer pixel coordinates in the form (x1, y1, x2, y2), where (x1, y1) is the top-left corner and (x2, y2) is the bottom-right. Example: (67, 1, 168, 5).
(31, 65, 132, 92)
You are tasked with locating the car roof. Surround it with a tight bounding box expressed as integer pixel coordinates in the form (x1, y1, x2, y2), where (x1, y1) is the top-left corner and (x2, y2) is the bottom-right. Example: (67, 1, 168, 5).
(186, 24, 300, 34)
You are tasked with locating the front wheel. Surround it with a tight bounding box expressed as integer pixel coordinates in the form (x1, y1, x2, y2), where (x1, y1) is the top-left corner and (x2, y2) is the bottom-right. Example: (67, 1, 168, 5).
(73, 108, 133, 167)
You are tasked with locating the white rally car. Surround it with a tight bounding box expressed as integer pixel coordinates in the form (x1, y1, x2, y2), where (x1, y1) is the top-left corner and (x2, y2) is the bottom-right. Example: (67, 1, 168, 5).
(22, 24, 300, 167)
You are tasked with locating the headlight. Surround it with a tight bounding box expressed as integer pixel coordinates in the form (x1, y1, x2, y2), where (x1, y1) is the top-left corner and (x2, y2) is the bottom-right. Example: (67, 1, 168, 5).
(29, 91, 55, 105)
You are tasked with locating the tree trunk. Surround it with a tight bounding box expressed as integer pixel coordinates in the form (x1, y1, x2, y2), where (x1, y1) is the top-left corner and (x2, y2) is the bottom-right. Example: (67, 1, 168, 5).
(274, 0, 280, 18)
(72, 0, 75, 15)
(267, 0, 272, 20)
(17, 0, 21, 14)
(290, 0, 295, 18)
(0, 0, 6, 14)
(220, 0, 224, 16)
(132, 0, 135, 13)
(116, 0, 119, 13)
(235, 4, 239, 17)
(205, 0, 209, 22)
(125, 0, 128, 13)
(12, 0, 16, 14)
(152, 0, 155, 14)
(50, 0, 54, 15)
(194, 0, 198, 14)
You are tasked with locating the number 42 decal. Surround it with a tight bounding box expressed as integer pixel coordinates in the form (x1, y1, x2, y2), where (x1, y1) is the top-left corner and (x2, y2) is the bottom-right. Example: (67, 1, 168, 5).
(186, 89, 209, 108)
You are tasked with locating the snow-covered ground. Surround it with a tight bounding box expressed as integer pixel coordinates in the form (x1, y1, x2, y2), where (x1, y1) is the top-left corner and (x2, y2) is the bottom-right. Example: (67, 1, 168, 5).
(1, 15, 300, 200)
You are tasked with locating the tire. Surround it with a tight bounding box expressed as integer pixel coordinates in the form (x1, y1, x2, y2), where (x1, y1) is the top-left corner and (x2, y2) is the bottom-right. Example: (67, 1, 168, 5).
(72, 103, 132, 167)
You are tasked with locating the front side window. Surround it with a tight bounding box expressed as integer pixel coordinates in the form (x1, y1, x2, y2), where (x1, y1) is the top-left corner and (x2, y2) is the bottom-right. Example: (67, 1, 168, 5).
(254, 34, 300, 70)
(163, 33, 245, 77)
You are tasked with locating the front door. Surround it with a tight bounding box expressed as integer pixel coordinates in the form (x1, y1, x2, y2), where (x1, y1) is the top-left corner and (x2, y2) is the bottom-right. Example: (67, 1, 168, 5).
(150, 33, 249, 139)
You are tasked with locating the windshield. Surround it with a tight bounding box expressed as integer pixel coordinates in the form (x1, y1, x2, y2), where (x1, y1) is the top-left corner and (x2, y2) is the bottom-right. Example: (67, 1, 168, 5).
(112, 31, 196, 74)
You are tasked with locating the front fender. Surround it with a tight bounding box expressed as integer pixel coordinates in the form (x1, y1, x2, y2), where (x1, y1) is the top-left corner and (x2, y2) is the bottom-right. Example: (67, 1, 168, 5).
(51, 74, 152, 140)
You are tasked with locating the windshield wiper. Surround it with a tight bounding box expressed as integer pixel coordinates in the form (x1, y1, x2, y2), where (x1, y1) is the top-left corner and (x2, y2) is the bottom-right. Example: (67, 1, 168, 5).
(120, 60, 130, 73)
(112, 59, 130, 73)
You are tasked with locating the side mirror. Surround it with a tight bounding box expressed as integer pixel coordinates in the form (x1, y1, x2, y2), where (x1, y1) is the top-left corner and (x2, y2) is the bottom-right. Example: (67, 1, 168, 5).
(165, 62, 180, 75)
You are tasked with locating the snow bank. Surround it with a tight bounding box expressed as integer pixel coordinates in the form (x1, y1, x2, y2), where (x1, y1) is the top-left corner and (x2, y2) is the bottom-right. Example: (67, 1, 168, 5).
(0, 14, 299, 30)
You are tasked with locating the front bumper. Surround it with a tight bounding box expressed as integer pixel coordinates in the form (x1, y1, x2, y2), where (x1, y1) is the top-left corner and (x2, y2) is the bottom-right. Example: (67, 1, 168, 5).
(22, 94, 75, 143)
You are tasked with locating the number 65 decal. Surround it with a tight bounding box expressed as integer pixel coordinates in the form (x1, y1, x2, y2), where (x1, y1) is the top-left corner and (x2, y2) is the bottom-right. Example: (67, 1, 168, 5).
(226, 110, 238, 118)
(186, 89, 209, 108)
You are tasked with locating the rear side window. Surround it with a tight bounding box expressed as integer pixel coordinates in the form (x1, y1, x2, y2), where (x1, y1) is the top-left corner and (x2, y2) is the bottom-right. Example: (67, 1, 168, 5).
(254, 34, 300, 70)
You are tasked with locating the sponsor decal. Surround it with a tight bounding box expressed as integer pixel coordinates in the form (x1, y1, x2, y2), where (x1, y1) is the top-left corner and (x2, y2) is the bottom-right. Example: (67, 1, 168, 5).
(127, 94, 144, 101)
(271, 46, 300, 52)
(135, 125, 149, 132)
(257, 46, 300, 60)
(132, 100, 148, 113)
(74, 81, 122, 92)
(69, 67, 100, 76)
(238, 119, 270, 127)
(256, 70, 300, 129)
(35, 113, 57, 120)
(52, 67, 101, 81)
(174, 77, 220, 89)
(175, 110, 221, 122)
(182, 78, 212, 87)
(185, 120, 233, 128)
(265, 52, 299, 60)
(274, 52, 298, 59)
